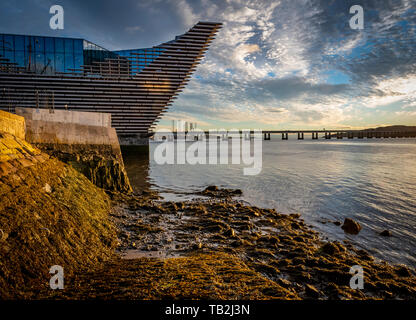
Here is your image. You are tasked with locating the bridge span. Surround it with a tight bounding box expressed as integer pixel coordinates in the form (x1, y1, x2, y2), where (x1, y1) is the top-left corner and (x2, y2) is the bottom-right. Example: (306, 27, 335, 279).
(261, 130, 416, 140)
(151, 129, 416, 141)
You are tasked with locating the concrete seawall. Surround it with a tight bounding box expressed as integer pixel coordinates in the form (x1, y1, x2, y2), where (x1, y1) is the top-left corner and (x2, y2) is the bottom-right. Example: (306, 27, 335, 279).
(16, 107, 112, 127)
(15, 108, 132, 193)
(16, 108, 119, 151)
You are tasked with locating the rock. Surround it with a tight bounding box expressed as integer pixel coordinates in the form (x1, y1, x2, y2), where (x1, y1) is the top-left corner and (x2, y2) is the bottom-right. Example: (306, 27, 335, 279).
(321, 242, 339, 255)
(43, 183, 52, 193)
(395, 265, 412, 277)
(380, 230, 392, 237)
(232, 189, 243, 195)
(224, 228, 236, 237)
(201, 186, 242, 198)
(291, 222, 300, 229)
(333, 221, 341, 226)
(341, 218, 361, 235)
(205, 185, 219, 192)
(305, 284, 320, 298)
(35, 145, 133, 193)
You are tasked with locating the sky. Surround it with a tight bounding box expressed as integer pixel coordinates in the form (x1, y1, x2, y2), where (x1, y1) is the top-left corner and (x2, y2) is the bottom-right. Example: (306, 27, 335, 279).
(0, 0, 415, 130)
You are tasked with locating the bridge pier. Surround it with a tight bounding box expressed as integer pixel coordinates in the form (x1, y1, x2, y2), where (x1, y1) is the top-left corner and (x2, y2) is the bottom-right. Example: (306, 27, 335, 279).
(282, 132, 288, 140)
(297, 132, 304, 140)
(336, 132, 343, 139)
(324, 132, 331, 139)
(263, 133, 271, 140)
(312, 132, 318, 140)
(347, 132, 354, 139)
(367, 131, 373, 138)
(358, 132, 364, 139)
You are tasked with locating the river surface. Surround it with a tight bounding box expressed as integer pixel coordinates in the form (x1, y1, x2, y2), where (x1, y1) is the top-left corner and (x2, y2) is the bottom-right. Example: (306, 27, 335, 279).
(122, 137, 416, 268)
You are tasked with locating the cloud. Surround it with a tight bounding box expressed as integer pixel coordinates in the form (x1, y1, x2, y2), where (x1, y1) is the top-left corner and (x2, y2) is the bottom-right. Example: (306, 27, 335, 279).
(163, 0, 416, 129)
(1, 0, 414, 129)
(124, 25, 143, 33)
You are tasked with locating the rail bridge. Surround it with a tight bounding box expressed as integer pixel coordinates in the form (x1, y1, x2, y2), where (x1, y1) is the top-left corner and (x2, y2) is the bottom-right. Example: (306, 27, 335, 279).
(151, 129, 416, 141)
(260, 130, 416, 140)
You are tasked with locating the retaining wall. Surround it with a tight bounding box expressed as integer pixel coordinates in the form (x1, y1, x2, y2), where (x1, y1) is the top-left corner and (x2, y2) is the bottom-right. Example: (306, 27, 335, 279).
(15, 107, 131, 193)
(16, 108, 111, 127)
(15, 108, 119, 152)
(0, 110, 25, 140)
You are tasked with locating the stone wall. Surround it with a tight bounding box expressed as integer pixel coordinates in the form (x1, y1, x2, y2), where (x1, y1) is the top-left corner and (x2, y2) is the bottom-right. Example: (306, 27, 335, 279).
(15, 108, 132, 193)
(0, 110, 25, 140)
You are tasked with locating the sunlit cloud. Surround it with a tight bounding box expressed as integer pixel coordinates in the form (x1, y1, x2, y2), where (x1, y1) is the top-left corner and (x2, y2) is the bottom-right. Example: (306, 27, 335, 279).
(1, 0, 414, 129)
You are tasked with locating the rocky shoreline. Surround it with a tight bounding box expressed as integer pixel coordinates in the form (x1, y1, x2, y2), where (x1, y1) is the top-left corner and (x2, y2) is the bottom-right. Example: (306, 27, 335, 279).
(1, 130, 415, 299)
(44, 187, 416, 300)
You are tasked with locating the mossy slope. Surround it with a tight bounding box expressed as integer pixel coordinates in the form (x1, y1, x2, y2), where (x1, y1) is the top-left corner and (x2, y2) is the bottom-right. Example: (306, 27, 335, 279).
(0, 134, 116, 299)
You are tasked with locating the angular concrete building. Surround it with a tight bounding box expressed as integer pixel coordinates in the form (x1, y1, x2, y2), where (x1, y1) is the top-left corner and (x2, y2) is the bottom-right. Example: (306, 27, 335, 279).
(0, 21, 222, 142)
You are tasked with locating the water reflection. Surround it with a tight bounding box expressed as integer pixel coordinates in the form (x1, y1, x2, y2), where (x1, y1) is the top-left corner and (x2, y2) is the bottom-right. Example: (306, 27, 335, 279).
(121, 146, 151, 192)
(122, 139, 416, 268)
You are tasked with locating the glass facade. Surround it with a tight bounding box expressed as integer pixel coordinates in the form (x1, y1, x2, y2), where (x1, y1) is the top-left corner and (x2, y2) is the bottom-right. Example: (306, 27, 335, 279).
(0, 33, 165, 77)
(114, 47, 165, 75)
(0, 34, 84, 74)
(83, 40, 119, 67)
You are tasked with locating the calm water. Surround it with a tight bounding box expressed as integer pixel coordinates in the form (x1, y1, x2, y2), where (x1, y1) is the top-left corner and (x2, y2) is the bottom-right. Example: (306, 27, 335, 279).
(122, 138, 416, 268)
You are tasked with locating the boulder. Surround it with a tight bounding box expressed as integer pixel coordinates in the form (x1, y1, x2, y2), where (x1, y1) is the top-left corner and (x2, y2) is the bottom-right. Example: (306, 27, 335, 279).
(395, 265, 412, 277)
(380, 230, 392, 237)
(321, 242, 339, 255)
(341, 218, 362, 235)
(205, 185, 219, 192)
